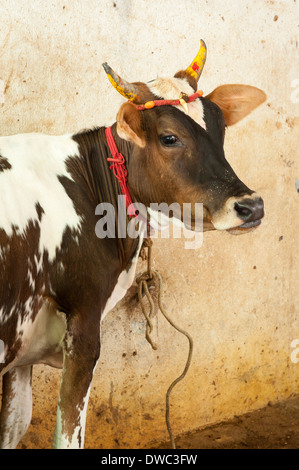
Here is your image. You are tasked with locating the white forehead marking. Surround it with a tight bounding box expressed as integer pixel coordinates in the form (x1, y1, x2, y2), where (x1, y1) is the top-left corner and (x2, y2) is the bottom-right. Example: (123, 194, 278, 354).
(147, 77, 206, 130)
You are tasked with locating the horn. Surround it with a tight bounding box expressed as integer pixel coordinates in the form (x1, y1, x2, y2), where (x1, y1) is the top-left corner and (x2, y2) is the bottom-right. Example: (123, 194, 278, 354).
(102, 62, 140, 102)
(185, 39, 207, 82)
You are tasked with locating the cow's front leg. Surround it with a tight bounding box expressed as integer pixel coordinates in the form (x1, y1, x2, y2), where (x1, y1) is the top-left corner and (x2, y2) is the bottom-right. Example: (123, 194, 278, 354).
(53, 313, 101, 449)
(0, 365, 33, 449)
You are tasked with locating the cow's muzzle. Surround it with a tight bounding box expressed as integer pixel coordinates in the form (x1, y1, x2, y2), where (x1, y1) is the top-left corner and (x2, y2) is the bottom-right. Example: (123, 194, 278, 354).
(234, 197, 264, 228)
(225, 196, 264, 234)
(211, 194, 264, 233)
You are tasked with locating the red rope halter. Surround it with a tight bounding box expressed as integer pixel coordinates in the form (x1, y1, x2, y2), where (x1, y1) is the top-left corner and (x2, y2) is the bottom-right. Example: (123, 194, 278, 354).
(105, 126, 137, 217)
(133, 90, 203, 111)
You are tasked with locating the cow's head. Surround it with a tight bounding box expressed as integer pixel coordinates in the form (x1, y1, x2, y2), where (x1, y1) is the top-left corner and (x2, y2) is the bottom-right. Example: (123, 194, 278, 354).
(103, 40, 266, 234)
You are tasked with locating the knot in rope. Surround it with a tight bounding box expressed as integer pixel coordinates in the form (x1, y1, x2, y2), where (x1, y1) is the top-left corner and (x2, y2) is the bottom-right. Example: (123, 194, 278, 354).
(105, 126, 138, 217)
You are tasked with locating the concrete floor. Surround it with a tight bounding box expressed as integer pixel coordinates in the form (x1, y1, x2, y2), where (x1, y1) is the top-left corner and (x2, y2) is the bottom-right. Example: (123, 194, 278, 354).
(157, 395, 299, 449)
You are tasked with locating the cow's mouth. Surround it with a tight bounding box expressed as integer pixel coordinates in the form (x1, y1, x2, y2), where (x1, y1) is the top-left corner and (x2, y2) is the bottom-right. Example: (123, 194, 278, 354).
(226, 218, 262, 234)
(239, 219, 262, 229)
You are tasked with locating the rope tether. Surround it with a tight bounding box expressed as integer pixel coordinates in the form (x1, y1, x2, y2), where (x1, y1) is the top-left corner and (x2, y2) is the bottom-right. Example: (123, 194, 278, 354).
(136, 239, 194, 449)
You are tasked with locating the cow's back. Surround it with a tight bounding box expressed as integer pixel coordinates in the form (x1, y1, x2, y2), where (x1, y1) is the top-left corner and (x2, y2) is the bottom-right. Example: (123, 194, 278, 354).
(0, 133, 82, 258)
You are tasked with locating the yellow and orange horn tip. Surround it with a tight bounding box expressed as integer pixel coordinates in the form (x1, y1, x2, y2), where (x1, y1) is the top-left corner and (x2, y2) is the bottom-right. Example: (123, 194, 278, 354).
(185, 39, 207, 81)
(102, 62, 138, 102)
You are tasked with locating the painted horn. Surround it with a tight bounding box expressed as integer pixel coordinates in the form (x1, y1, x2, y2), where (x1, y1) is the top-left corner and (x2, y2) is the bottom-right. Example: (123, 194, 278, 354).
(185, 39, 207, 82)
(102, 62, 140, 102)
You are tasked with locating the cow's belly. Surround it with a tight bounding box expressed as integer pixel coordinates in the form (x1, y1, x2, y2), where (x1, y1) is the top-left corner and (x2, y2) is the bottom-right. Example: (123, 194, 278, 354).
(15, 300, 66, 369)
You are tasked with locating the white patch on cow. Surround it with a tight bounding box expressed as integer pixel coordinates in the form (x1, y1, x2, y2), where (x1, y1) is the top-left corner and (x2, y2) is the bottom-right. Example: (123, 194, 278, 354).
(211, 193, 262, 230)
(0, 133, 82, 260)
(147, 207, 185, 232)
(54, 382, 92, 449)
(0, 294, 36, 333)
(0, 305, 13, 326)
(24, 296, 33, 316)
(0, 306, 4, 323)
(58, 261, 65, 273)
(54, 358, 97, 449)
(64, 330, 74, 355)
(14, 300, 36, 348)
(27, 267, 35, 291)
(54, 405, 81, 449)
(148, 77, 206, 130)
(12, 301, 66, 369)
(34, 253, 43, 273)
(53, 403, 65, 448)
(101, 223, 146, 321)
(0, 366, 32, 449)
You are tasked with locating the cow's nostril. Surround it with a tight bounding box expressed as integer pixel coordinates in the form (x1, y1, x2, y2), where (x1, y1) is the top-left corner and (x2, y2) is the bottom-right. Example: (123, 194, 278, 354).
(234, 198, 264, 222)
(235, 204, 252, 219)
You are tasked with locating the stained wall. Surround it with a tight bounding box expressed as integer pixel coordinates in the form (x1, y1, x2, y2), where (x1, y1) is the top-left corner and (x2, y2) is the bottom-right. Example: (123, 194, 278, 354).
(0, 0, 298, 448)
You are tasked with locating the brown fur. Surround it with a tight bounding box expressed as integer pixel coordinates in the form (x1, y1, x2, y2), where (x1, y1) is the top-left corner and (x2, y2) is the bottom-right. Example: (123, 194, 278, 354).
(174, 70, 198, 91)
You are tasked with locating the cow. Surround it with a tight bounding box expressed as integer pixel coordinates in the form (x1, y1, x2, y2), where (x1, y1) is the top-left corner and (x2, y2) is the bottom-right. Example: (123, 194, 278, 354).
(0, 40, 266, 449)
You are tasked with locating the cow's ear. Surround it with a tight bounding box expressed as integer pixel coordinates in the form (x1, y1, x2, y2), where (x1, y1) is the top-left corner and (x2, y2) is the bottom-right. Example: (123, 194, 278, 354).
(116, 102, 146, 147)
(205, 85, 267, 126)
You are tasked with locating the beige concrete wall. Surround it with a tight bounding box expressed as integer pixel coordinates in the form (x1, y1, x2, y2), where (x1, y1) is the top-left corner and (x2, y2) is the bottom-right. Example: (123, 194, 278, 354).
(0, 0, 298, 448)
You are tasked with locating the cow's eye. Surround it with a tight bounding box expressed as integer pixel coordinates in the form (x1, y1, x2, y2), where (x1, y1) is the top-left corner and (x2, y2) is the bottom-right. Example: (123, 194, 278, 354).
(160, 135, 181, 146)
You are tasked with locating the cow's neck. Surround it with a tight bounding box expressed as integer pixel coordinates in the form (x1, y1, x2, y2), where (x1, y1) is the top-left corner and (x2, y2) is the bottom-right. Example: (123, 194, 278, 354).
(72, 125, 140, 270)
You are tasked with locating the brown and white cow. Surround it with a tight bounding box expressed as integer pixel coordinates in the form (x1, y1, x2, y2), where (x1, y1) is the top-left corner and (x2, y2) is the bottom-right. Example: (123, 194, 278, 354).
(0, 41, 266, 448)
